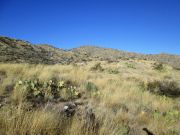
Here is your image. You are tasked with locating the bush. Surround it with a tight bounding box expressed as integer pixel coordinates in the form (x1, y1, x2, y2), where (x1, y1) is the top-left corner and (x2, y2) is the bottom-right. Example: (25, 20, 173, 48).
(146, 80, 180, 98)
(125, 62, 136, 69)
(108, 68, 119, 74)
(153, 62, 164, 71)
(90, 63, 104, 71)
(83, 82, 100, 97)
(84, 82, 98, 92)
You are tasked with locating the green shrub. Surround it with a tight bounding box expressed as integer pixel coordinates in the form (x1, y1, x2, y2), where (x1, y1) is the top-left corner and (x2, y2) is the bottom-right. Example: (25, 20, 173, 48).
(83, 81, 100, 97)
(84, 82, 98, 92)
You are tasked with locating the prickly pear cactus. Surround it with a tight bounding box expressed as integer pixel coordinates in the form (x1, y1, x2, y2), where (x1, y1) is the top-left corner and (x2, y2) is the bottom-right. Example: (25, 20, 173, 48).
(13, 78, 81, 103)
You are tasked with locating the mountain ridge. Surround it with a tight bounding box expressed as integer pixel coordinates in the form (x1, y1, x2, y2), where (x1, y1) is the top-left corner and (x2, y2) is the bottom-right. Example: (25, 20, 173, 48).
(0, 36, 180, 69)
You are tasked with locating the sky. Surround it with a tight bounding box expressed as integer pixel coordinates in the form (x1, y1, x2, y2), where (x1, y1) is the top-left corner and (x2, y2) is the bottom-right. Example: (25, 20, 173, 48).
(0, 0, 180, 54)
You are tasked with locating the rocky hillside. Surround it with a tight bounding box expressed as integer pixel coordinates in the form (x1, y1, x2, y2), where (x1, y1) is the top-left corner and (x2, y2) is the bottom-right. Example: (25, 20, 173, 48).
(0, 36, 180, 69)
(0, 36, 75, 64)
(71, 46, 180, 69)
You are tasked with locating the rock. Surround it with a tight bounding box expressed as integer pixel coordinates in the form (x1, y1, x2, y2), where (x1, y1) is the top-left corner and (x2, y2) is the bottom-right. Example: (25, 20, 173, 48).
(63, 102, 77, 117)
(63, 105, 69, 110)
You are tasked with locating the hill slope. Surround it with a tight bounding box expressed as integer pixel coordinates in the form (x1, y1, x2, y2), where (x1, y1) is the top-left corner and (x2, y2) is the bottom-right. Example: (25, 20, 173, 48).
(0, 36, 180, 69)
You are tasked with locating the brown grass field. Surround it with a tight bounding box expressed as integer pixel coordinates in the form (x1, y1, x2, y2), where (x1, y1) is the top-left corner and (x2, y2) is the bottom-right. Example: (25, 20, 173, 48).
(0, 60, 180, 135)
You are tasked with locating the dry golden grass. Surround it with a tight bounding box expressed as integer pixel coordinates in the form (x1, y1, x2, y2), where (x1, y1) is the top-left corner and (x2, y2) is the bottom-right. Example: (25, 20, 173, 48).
(0, 60, 180, 135)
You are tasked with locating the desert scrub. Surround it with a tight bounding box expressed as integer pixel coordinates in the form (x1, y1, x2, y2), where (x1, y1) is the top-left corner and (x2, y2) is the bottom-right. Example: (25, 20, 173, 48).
(141, 79, 180, 98)
(125, 62, 136, 69)
(83, 81, 100, 97)
(90, 63, 104, 71)
(153, 62, 164, 71)
(107, 68, 119, 74)
(0, 63, 180, 135)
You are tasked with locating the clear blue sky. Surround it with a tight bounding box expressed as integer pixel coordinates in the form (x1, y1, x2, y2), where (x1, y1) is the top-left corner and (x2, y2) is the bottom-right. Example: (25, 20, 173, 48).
(0, 0, 180, 54)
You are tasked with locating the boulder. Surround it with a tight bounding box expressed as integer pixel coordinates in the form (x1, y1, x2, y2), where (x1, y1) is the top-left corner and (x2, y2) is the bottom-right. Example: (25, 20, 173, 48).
(63, 102, 77, 117)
